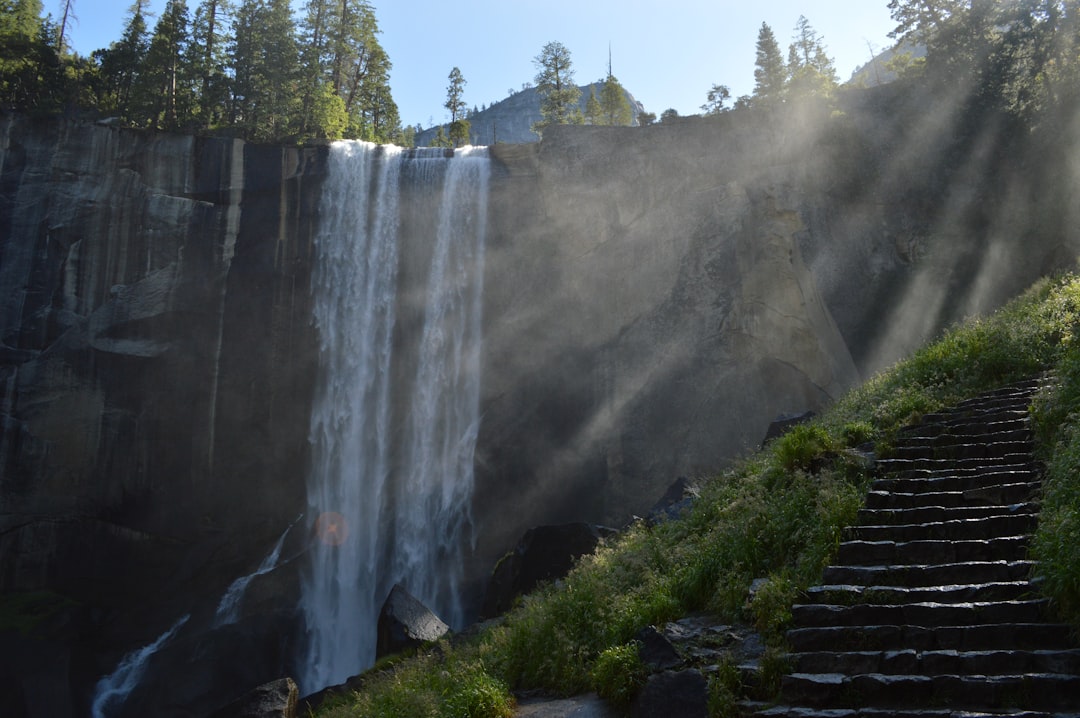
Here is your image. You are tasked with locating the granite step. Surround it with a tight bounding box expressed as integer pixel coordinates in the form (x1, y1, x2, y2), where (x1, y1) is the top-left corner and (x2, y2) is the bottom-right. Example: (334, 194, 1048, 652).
(835, 537, 1030, 566)
(791, 648, 1080, 676)
(854, 505, 1038, 528)
(786, 623, 1077, 653)
(820, 560, 1036, 587)
(803, 581, 1039, 605)
(871, 470, 1041, 494)
(752, 706, 1080, 718)
(781, 672, 1080, 711)
(790, 599, 1050, 628)
(863, 482, 1038, 510)
(850, 515, 1038, 542)
(887, 440, 1034, 462)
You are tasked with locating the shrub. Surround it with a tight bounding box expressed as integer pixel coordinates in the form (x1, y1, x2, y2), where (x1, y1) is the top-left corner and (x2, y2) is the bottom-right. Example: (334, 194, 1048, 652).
(590, 642, 647, 707)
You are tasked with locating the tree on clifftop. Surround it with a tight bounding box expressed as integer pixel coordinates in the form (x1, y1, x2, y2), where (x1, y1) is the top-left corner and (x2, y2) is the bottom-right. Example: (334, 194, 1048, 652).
(445, 66, 470, 146)
(531, 41, 583, 136)
(786, 15, 838, 98)
(753, 21, 787, 104)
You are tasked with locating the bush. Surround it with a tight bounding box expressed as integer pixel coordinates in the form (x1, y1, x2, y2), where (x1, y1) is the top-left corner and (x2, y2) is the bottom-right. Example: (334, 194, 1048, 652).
(590, 642, 647, 707)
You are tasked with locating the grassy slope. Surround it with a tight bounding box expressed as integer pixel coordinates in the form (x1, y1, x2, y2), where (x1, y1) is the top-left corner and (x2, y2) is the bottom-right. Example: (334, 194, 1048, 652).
(318, 274, 1080, 718)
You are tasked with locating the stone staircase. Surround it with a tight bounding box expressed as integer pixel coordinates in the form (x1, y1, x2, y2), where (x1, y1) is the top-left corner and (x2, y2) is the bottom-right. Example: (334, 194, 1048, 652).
(756, 378, 1080, 717)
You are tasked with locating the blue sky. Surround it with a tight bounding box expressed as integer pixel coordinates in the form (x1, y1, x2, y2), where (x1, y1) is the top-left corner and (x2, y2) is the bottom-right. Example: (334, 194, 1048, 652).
(59, 1, 898, 128)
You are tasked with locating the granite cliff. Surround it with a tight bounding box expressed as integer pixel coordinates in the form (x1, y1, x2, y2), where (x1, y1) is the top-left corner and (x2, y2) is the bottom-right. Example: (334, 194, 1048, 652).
(0, 80, 1076, 716)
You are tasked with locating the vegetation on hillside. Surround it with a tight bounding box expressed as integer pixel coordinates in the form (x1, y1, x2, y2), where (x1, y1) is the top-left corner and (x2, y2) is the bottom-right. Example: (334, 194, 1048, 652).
(312, 275, 1080, 715)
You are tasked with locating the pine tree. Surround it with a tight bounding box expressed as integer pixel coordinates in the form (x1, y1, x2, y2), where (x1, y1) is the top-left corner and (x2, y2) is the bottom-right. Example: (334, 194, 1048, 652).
(598, 73, 632, 125)
(445, 66, 469, 146)
(531, 41, 582, 135)
(584, 85, 602, 124)
(189, 0, 232, 129)
(133, 0, 192, 129)
(96, 0, 150, 118)
(753, 22, 786, 103)
(787, 16, 838, 99)
(230, 0, 300, 140)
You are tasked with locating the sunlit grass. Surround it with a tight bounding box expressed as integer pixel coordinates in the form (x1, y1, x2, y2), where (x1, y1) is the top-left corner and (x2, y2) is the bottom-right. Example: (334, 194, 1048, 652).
(315, 274, 1080, 716)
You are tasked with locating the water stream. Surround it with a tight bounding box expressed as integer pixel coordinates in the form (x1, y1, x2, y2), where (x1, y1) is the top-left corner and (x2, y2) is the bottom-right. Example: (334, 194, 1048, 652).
(299, 142, 490, 692)
(90, 614, 190, 718)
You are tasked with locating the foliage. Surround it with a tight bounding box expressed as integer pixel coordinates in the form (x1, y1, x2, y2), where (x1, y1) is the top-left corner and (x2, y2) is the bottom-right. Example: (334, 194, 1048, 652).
(316, 275, 1080, 716)
(531, 41, 583, 135)
(786, 15, 838, 99)
(590, 642, 647, 707)
(1, 0, 401, 143)
(701, 83, 731, 114)
(318, 642, 513, 718)
(597, 73, 633, 126)
(753, 22, 787, 103)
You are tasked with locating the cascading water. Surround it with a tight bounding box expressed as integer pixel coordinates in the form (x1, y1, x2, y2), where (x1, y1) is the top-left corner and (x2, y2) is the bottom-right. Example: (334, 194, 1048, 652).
(90, 614, 190, 718)
(214, 515, 302, 626)
(299, 142, 490, 692)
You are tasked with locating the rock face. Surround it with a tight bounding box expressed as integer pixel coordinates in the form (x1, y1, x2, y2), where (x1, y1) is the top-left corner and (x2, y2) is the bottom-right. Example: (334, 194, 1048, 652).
(2, 80, 1077, 716)
(0, 113, 323, 716)
(481, 523, 607, 618)
(415, 82, 646, 146)
(376, 584, 450, 659)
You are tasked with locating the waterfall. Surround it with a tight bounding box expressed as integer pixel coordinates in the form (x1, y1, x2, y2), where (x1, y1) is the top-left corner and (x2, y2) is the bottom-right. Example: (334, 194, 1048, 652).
(299, 142, 490, 692)
(214, 515, 302, 626)
(90, 614, 190, 718)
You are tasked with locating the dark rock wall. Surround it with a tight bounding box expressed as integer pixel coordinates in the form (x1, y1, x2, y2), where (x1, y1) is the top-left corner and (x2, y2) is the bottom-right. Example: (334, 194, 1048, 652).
(0, 113, 323, 714)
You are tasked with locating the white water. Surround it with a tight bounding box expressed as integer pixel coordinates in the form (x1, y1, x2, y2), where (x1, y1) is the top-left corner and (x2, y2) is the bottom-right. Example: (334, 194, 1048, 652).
(214, 515, 301, 626)
(90, 614, 190, 718)
(299, 143, 490, 692)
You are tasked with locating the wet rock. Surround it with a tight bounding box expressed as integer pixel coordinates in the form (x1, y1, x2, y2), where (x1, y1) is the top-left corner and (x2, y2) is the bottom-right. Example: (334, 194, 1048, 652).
(630, 669, 709, 718)
(376, 584, 449, 659)
(634, 626, 682, 671)
(645, 477, 698, 525)
(208, 677, 298, 718)
(481, 523, 605, 618)
(761, 411, 817, 447)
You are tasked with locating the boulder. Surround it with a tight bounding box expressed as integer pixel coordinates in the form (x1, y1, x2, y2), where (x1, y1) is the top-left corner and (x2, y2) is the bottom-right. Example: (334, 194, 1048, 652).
(630, 669, 709, 718)
(634, 626, 682, 671)
(481, 523, 605, 618)
(761, 410, 817, 447)
(375, 584, 449, 659)
(644, 477, 698, 525)
(208, 677, 298, 718)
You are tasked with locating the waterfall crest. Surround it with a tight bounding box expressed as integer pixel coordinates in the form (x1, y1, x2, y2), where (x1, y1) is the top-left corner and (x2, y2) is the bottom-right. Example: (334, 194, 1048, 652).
(299, 143, 490, 692)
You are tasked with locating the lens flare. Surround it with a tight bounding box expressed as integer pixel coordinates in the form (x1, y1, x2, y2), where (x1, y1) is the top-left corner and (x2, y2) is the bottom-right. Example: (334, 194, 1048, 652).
(314, 511, 349, 547)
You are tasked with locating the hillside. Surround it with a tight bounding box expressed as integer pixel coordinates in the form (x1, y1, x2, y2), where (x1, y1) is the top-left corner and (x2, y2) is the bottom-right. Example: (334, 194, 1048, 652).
(311, 274, 1080, 717)
(415, 82, 646, 146)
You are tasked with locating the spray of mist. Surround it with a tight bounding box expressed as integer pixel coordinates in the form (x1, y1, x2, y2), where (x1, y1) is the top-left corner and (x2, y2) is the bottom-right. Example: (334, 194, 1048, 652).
(299, 142, 490, 693)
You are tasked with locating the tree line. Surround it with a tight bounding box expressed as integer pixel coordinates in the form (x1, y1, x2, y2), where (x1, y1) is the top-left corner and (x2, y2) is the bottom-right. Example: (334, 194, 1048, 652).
(0, 0, 404, 144)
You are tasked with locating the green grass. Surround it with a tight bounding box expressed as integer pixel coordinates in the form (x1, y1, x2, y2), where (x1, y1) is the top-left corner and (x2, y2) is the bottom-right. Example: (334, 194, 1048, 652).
(316, 274, 1080, 717)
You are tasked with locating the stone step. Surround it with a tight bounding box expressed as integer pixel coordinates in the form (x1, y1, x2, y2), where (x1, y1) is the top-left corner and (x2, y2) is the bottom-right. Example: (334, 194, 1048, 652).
(804, 581, 1038, 606)
(752, 706, 1080, 718)
(792, 648, 1080, 676)
(786, 623, 1078, 653)
(856, 503, 1039, 527)
(836, 537, 1030, 566)
(884, 462, 1043, 482)
(887, 440, 1034, 462)
(898, 426, 1033, 445)
(821, 560, 1036, 587)
(780, 672, 1080, 711)
(899, 417, 1034, 442)
(876, 454, 1036, 474)
(871, 470, 1041, 494)
(790, 599, 1049, 628)
(863, 483, 1038, 510)
(851, 515, 1038, 542)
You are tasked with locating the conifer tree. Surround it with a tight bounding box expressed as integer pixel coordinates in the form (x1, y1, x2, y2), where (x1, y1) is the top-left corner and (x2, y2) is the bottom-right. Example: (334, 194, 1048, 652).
(753, 22, 786, 103)
(531, 41, 582, 135)
(190, 0, 232, 129)
(96, 0, 150, 117)
(134, 0, 192, 129)
(786, 16, 838, 98)
(599, 73, 632, 125)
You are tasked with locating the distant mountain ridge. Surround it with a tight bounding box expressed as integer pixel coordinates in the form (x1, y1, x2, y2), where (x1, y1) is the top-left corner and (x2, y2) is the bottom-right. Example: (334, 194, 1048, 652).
(415, 82, 646, 146)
